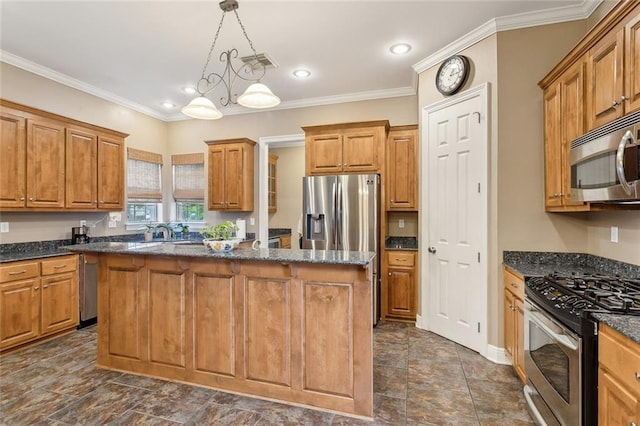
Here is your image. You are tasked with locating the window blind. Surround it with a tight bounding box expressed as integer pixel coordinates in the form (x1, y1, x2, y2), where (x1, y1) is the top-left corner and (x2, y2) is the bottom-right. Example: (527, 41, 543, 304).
(172, 153, 204, 201)
(127, 148, 163, 201)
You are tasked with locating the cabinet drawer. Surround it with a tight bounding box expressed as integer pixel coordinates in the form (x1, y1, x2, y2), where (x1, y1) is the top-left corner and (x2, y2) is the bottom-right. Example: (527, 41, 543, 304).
(0, 261, 39, 283)
(41, 256, 77, 276)
(504, 268, 524, 300)
(599, 324, 640, 393)
(387, 252, 415, 267)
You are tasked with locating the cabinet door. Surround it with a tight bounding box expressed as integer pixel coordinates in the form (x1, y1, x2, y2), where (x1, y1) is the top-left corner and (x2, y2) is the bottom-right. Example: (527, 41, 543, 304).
(543, 84, 563, 208)
(387, 266, 416, 319)
(306, 133, 343, 175)
(514, 296, 526, 382)
(26, 118, 65, 208)
(560, 61, 587, 207)
(587, 29, 625, 131)
(598, 368, 639, 426)
(0, 111, 26, 208)
(97, 135, 124, 210)
(208, 146, 226, 210)
(625, 12, 640, 114)
(342, 129, 380, 173)
(40, 272, 78, 335)
(503, 288, 515, 363)
(386, 129, 417, 210)
(224, 145, 244, 210)
(0, 278, 40, 349)
(66, 128, 98, 209)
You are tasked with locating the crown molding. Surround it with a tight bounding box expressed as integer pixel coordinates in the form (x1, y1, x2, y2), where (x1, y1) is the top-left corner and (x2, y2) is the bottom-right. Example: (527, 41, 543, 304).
(1, 50, 167, 121)
(413, 0, 603, 74)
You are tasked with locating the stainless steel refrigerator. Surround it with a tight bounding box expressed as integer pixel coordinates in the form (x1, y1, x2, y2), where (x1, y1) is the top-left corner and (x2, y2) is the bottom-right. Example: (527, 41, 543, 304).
(302, 174, 380, 325)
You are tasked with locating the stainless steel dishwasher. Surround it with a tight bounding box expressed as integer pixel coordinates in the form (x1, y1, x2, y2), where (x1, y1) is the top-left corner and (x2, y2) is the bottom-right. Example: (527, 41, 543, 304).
(78, 254, 98, 328)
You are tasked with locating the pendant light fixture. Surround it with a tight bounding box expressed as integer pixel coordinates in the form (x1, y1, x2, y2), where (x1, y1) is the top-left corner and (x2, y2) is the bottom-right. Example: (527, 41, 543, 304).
(181, 0, 280, 120)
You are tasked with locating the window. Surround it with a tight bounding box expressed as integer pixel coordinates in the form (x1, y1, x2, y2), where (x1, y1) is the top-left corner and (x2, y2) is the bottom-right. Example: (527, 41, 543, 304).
(127, 148, 163, 224)
(172, 153, 205, 222)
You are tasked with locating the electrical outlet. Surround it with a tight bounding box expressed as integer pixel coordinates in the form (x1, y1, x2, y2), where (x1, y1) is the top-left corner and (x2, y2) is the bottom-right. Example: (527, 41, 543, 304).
(399, 219, 405, 228)
(109, 212, 122, 222)
(0, 222, 9, 233)
(611, 226, 619, 243)
(80, 220, 87, 227)
(249, 217, 255, 226)
(108, 220, 117, 228)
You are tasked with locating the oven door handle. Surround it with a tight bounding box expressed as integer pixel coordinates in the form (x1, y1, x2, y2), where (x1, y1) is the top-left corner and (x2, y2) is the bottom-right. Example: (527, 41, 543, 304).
(616, 129, 636, 195)
(527, 305, 579, 351)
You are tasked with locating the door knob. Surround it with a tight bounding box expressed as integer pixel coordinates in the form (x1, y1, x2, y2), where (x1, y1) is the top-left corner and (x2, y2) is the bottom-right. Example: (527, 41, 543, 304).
(428, 247, 436, 254)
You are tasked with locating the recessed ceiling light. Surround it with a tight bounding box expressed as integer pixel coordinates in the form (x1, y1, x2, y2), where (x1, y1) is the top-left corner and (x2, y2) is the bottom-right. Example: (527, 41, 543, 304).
(390, 43, 412, 55)
(292, 69, 311, 78)
(162, 101, 176, 109)
(182, 86, 197, 94)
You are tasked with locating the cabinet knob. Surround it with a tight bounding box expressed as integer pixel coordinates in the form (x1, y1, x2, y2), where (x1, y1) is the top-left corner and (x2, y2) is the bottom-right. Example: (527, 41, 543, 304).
(612, 100, 620, 107)
(635, 371, 640, 381)
(94, 200, 97, 204)
(43, 285, 48, 288)
(388, 272, 391, 276)
(34, 286, 39, 291)
(620, 95, 628, 102)
(99, 200, 104, 204)
(510, 282, 518, 288)
(20, 197, 25, 201)
(29, 197, 34, 201)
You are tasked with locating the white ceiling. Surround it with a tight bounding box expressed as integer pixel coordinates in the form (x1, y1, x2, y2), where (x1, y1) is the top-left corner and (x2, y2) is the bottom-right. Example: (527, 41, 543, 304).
(1, 0, 598, 121)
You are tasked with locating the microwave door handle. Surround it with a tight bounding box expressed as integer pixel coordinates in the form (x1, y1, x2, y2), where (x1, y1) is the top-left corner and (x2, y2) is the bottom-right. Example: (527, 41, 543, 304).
(616, 130, 636, 195)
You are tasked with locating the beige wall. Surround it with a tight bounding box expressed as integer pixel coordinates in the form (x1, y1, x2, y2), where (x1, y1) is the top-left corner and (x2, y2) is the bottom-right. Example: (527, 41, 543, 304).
(269, 146, 305, 245)
(0, 61, 417, 243)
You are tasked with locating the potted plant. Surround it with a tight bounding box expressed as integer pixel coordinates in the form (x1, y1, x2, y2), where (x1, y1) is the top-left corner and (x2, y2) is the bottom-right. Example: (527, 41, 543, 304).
(199, 221, 240, 252)
(176, 223, 190, 239)
(142, 224, 155, 242)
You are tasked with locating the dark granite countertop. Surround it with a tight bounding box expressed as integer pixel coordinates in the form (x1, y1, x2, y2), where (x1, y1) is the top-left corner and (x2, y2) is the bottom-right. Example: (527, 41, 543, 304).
(64, 241, 375, 266)
(385, 237, 418, 251)
(503, 251, 640, 279)
(0, 247, 72, 263)
(592, 313, 640, 345)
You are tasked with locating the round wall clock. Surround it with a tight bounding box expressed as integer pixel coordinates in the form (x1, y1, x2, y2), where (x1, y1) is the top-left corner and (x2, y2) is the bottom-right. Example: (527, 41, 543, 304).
(435, 55, 470, 96)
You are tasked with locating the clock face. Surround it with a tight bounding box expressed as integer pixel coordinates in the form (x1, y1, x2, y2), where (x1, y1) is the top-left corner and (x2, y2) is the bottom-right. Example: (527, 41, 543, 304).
(436, 55, 470, 96)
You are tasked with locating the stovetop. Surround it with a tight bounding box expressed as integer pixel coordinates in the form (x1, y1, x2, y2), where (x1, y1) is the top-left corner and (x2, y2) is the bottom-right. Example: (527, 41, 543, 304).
(525, 272, 640, 335)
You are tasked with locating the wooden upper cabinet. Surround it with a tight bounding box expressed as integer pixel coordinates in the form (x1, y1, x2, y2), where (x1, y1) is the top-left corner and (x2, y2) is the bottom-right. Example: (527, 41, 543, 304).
(97, 135, 125, 210)
(543, 60, 589, 212)
(26, 118, 66, 208)
(386, 125, 418, 211)
(587, 28, 625, 130)
(0, 100, 127, 212)
(303, 121, 389, 175)
(0, 111, 26, 208)
(66, 128, 98, 209)
(205, 138, 255, 212)
(586, 4, 640, 131)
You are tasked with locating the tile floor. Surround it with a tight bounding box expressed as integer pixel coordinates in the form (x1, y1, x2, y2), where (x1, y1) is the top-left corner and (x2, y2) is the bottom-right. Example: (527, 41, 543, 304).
(0, 322, 533, 425)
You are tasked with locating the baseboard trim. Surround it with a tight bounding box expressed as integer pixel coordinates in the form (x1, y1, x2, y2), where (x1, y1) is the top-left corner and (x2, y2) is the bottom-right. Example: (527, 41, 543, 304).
(486, 344, 512, 365)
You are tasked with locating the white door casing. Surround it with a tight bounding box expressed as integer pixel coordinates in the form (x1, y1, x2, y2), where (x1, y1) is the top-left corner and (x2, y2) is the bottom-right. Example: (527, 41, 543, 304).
(418, 83, 489, 356)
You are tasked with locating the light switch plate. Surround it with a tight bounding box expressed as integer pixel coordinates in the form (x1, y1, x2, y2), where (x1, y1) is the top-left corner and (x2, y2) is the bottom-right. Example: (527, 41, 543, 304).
(399, 219, 405, 228)
(108, 220, 117, 228)
(0, 222, 8, 233)
(249, 217, 255, 226)
(109, 212, 122, 222)
(610, 226, 618, 243)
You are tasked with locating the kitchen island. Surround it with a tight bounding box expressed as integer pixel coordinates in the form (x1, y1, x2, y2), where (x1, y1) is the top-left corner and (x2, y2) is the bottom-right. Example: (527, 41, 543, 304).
(66, 242, 375, 419)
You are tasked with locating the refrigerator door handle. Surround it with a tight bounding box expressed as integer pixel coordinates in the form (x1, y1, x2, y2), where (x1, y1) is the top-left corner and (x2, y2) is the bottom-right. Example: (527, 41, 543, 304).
(335, 181, 342, 250)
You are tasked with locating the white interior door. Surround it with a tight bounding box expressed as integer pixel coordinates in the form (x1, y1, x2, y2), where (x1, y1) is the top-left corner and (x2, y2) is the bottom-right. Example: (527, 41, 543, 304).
(421, 83, 488, 355)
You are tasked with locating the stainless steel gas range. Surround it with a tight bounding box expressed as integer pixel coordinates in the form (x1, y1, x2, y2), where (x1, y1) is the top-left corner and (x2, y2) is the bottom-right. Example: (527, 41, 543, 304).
(523, 272, 640, 426)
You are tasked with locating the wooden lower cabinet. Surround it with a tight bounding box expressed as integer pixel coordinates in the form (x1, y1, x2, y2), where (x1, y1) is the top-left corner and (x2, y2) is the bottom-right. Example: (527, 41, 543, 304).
(598, 324, 640, 426)
(97, 254, 373, 419)
(0, 255, 79, 352)
(503, 268, 526, 382)
(382, 251, 417, 321)
(279, 234, 292, 248)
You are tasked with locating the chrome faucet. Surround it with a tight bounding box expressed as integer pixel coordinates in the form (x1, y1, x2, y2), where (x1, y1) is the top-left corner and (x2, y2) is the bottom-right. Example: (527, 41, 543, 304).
(155, 224, 174, 240)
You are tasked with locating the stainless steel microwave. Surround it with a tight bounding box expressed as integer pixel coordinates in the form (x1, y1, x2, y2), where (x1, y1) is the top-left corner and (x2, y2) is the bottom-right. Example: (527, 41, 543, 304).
(570, 112, 640, 203)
